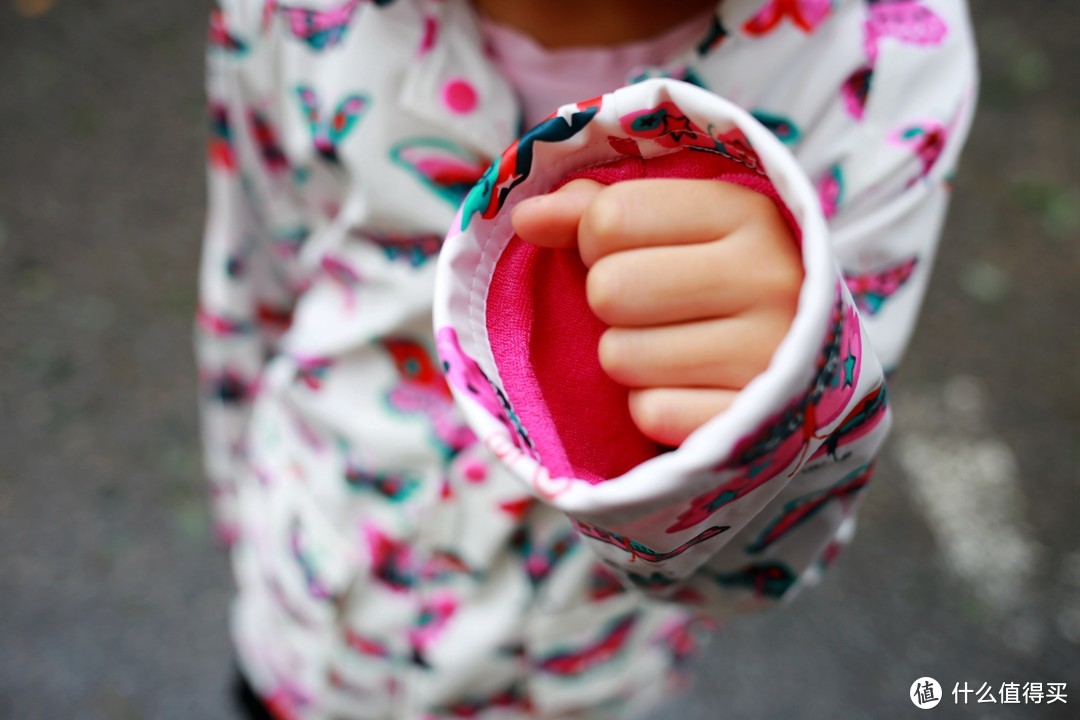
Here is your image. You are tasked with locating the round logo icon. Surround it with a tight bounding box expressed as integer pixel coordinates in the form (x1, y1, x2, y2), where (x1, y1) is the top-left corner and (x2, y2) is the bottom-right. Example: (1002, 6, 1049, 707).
(911, 677, 943, 709)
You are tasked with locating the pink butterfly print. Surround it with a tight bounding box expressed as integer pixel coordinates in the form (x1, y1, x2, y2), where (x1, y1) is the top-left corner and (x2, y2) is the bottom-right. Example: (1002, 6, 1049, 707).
(816, 299, 864, 422)
(363, 524, 416, 592)
(382, 337, 477, 453)
(289, 519, 336, 601)
(290, 407, 328, 452)
(389, 383, 477, 452)
(438, 682, 532, 717)
(752, 297, 861, 459)
(277, 0, 362, 51)
(588, 564, 626, 601)
(845, 256, 919, 315)
(271, 227, 310, 261)
(536, 612, 639, 675)
(327, 668, 375, 699)
(620, 101, 715, 151)
(345, 462, 418, 501)
(266, 577, 318, 629)
(809, 383, 888, 462)
(207, 102, 236, 172)
(422, 549, 474, 582)
(208, 8, 247, 53)
(816, 164, 843, 219)
(498, 497, 534, 520)
(296, 86, 368, 164)
(817, 537, 846, 569)
(294, 355, 333, 391)
(248, 108, 290, 174)
(667, 295, 862, 533)
(255, 301, 294, 336)
(319, 254, 363, 311)
(363, 231, 443, 267)
(746, 462, 873, 554)
(435, 327, 535, 458)
(513, 527, 578, 588)
(196, 305, 252, 337)
(626, 571, 700, 603)
(744, 0, 832, 36)
(712, 561, 797, 599)
(696, 13, 728, 56)
(841, 64, 873, 121)
(264, 678, 313, 720)
(654, 616, 702, 668)
(572, 519, 729, 562)
(865, 1, 948, 63)
(200, 367, 258, 405)
(619, 106, 765, 174)
(344, 628, 392, 658)
(382, 337, 453, 401)
(713, 126, 766, 174)
(408, 592, 458, 655)
(390, 137, 490, 206)
(889, 120, 948, 180)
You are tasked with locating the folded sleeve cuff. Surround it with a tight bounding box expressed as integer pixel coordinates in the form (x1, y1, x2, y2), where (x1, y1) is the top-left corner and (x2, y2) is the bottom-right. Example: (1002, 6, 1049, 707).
(434, 79, 890, 613)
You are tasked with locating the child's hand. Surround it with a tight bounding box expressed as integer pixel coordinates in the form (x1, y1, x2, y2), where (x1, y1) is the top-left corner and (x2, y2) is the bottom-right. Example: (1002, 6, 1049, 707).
(511, 179, 803, 446)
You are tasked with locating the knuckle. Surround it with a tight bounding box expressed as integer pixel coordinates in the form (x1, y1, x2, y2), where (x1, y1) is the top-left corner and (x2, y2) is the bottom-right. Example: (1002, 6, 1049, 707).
(597, 329, 632, 382)
(586, 257, 625, 323)
(579, 191, 623, 259)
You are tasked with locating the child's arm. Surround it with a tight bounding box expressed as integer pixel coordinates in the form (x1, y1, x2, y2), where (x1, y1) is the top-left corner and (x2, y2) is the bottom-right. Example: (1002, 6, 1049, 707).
(435, 15, 976, 612)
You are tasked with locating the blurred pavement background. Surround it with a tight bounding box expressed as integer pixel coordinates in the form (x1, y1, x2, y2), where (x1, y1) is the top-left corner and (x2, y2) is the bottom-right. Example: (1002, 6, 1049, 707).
(1, 0, 1077, 717)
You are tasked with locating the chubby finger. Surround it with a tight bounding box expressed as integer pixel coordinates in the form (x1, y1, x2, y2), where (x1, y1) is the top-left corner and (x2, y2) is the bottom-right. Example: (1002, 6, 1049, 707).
(510, 179, 604, 249)
(578, 179, 787, 267)
(598, 314, 789, 390)
(628, 387, 738, 446)
(587, 234, 802, 327)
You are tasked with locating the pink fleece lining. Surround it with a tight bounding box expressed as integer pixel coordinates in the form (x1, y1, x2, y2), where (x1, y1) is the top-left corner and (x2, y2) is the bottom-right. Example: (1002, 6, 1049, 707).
(486, 150, 798, 484)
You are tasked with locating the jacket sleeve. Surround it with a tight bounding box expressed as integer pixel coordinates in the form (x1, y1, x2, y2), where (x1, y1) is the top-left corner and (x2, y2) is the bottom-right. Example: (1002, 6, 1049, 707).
(197, 3, 302, 542)
(830, 18, 978, 375)
(672, 0, 980, 612)
(433, 4, 976, 617)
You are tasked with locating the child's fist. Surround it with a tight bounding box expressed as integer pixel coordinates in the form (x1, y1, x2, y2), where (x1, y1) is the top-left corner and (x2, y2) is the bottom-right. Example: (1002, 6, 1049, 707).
(511, 178, 803, 446)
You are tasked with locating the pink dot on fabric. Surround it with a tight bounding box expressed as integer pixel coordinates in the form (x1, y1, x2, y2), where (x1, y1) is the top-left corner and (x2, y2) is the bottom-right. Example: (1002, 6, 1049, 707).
(442, 78, 478, 114)
(462, 459, 487, 483)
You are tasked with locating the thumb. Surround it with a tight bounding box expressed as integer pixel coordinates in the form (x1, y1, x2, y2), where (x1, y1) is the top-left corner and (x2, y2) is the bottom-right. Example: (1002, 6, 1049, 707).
(510, 178, 603, 250)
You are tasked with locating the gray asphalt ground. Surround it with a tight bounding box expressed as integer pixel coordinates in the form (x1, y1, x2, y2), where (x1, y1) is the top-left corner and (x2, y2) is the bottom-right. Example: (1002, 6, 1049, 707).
(2, 1, 1078, 718)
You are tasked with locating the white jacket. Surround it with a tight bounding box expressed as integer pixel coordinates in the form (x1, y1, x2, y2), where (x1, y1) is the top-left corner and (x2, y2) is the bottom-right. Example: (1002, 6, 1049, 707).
(198, 1, 977, 717)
